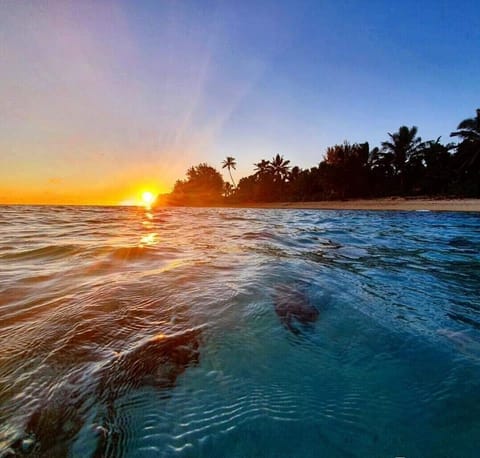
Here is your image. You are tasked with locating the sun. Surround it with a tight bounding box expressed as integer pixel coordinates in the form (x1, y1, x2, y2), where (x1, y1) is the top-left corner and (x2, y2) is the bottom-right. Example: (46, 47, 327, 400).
(141, 191, 155, 207)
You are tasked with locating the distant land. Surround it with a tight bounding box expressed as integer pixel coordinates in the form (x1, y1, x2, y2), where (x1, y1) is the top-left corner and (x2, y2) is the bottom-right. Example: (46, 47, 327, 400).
(155, 109, 480, 210)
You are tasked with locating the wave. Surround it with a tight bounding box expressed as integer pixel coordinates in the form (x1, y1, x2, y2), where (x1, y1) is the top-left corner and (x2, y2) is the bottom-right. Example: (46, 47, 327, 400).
(108, 246, 159, 262)
(0, 244, 83, 261)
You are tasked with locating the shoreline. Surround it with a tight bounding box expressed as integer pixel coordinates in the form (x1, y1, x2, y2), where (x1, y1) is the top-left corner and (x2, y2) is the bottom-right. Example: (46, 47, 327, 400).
(161, 198, 480, 212)
(231, 198, 480, 212)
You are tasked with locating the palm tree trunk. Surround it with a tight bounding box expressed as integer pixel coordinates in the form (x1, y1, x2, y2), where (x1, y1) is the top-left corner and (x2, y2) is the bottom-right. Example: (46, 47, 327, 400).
(229, 169, 236, 188)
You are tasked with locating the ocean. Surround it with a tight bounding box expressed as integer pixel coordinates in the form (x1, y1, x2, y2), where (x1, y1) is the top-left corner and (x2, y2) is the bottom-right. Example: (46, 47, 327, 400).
(1, 205, 479, 457)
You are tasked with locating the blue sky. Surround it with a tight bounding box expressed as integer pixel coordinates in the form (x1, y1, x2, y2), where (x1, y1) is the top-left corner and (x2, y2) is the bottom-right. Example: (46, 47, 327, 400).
(1, 0, 479, 203)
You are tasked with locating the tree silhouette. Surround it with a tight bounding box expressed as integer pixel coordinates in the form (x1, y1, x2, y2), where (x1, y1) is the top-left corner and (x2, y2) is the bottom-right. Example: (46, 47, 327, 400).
(381, 126, 422, 194)
(253, 159, 271, 178)
(165, 107, 480, 204)
(170, 163, 224, 205)
(414, 137, 454, 194)
(252, 159, 274, 201)
(451, 109, 480, 144)
(450, 109, 480, 195)
(223, 182, 234, 198)
(222, 156, 237, 188)
(268, 154, 291, 183)
(450, 108, 480, 170)
(323, 142, 371, 198)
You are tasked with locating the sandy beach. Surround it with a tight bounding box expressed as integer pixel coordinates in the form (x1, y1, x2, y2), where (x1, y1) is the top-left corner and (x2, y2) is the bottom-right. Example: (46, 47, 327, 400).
(224, 198, 480, 212)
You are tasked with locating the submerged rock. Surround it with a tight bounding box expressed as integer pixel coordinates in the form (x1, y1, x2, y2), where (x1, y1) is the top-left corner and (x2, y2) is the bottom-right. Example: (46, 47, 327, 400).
(10, 328, 201, 456)
(273, 283, 319, 335)
(96, 328, 201, 400)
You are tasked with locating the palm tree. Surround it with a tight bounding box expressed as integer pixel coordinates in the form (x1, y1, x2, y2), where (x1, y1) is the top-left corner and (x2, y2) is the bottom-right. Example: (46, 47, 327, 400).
(449, 109, 480, 195)
(381, 126, 422, 193)
(414, 137, 454, 195)
(253, 159, 271, 178)
(222, 156, 237, 188)
(450, 109, 480, 144)
(268, 154, 291, 183)
(450, 109, 480, 170)
(289, 166, 301, 182)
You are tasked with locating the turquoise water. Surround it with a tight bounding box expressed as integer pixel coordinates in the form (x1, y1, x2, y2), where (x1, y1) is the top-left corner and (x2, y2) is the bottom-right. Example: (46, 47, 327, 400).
(1, 206, 479, 457)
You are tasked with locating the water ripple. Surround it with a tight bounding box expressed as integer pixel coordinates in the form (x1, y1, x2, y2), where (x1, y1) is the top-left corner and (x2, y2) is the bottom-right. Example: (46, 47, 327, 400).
(0, 207, 480, 456)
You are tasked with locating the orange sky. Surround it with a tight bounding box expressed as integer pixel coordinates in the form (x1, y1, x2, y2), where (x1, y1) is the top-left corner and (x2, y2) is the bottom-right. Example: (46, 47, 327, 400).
(0, 180, 167, 206)
(0, 157, 177, 205)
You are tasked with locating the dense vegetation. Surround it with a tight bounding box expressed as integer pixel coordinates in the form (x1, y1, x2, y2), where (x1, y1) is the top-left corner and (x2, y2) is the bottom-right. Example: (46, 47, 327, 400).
(165, 109, 480, 205)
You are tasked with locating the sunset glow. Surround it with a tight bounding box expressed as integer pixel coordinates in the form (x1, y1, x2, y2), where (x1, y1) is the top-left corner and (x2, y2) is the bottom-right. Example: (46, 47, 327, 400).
(142, 191, 155, 205)
(141, 192, 155, 207)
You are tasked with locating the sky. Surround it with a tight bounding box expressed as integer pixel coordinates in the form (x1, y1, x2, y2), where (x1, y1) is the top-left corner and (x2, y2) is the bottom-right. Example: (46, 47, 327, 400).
(1, 0, 479, 205)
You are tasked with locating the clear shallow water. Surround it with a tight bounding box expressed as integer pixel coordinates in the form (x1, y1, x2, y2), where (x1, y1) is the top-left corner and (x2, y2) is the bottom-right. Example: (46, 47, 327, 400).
(1, 206, 480, 457)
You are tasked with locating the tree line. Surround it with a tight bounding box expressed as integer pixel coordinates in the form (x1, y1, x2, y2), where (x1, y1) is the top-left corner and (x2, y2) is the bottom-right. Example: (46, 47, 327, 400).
(165, 108, 480, 205)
